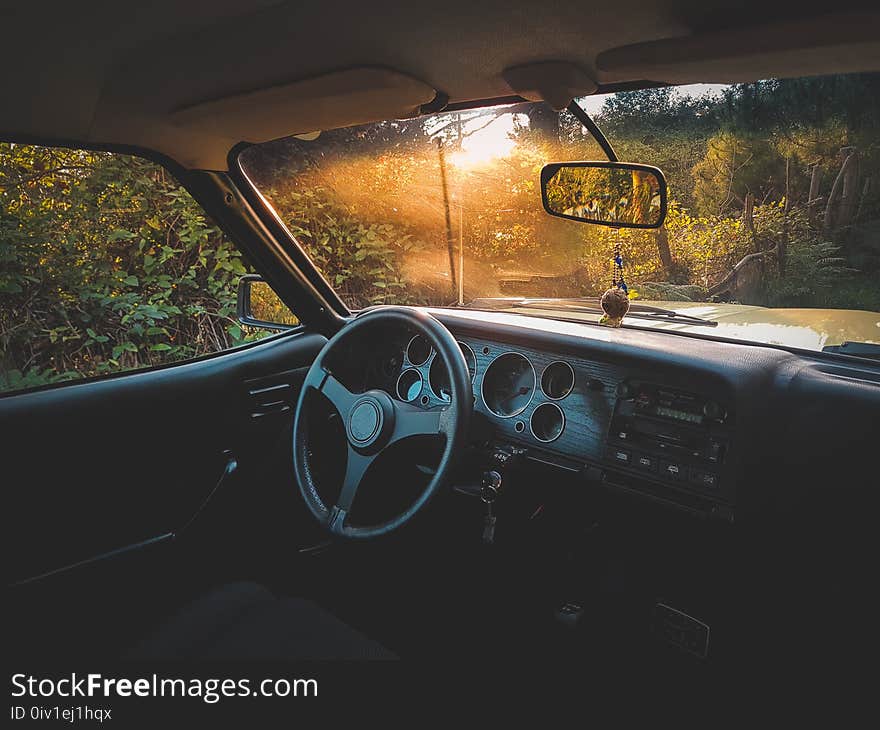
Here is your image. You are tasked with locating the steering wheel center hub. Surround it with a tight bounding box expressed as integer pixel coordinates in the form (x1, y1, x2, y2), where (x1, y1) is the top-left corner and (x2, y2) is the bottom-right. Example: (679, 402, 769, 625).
(349, 401, 380, 442)
(345, 392, 395, 449)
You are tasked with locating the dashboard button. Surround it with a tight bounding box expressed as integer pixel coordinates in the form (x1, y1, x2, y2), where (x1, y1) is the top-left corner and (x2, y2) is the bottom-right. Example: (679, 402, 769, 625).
(606, 447, 631, 465)
(660, 460, 684, 481)
(706, 440, 724, 463)
(634, 453, 656, 472)
(689, 468, 719, 488)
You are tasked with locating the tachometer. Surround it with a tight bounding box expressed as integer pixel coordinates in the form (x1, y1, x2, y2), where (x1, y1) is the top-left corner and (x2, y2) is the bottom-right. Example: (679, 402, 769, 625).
(406, 334, 432, 366)
(429, 342, 476, 402)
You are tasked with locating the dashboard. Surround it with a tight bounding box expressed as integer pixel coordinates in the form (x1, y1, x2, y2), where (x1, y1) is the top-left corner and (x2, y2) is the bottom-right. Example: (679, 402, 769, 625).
(343, 306, 880, 526)
(346, 311, 738, 520)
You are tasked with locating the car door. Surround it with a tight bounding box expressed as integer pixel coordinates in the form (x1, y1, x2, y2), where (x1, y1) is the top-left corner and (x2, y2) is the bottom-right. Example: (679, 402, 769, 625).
(1, 144, 327, 657)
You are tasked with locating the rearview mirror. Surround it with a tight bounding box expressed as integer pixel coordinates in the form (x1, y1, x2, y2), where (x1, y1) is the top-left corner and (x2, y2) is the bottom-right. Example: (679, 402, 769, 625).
(541, 162, 667, 228)
(236, 274, 300, 331)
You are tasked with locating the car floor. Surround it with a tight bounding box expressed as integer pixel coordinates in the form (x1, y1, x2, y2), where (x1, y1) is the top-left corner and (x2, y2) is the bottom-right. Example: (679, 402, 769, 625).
(266, 490, 714, 675)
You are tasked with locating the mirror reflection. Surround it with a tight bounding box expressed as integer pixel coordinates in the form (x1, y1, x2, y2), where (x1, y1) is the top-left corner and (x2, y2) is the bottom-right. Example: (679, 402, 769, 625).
(249, 281, 300, 326)
(544, 164, 665, 228)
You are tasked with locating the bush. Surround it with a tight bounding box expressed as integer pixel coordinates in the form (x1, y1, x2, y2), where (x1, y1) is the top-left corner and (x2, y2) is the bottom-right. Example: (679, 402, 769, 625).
(0, 144, 265, 390)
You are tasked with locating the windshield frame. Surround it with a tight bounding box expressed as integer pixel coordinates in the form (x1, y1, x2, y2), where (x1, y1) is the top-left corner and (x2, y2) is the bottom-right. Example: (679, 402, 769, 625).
(230, 141, 350, 324)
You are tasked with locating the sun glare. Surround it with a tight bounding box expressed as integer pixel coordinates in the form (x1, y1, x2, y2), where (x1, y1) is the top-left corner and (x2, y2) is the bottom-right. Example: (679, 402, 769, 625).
(448, 114, 518, 169)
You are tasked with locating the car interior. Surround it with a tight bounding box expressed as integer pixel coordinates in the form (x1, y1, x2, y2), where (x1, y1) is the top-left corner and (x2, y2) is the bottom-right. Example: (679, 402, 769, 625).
(3, 1, 880, 673)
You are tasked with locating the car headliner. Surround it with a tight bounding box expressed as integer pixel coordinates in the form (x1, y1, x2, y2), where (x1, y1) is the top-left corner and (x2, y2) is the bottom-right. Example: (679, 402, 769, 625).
(1, 1, 879, 169)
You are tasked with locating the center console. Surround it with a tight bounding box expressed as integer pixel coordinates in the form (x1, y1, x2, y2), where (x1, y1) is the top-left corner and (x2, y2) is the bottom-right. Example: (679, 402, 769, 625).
(603, 380, 734, 518)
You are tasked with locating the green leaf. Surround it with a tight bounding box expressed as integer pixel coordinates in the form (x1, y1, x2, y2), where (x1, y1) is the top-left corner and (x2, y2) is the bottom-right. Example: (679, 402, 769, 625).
(108, 229, 135, 242)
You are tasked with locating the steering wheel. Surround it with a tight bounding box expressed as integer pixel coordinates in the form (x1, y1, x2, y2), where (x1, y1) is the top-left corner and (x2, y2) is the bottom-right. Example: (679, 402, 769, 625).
(293, 307, 473, 538)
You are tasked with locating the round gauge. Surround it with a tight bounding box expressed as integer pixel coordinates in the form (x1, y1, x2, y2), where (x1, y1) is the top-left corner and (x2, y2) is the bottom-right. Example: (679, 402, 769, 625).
(429, 342, 477, 402)
(406, 335, 432, 366)
(530, 402, 565, 442)
(541, 361, 575, 400)
(379, 351, 403, 379)
(481, 353, 536, 418)
(396, 368, 423, 402)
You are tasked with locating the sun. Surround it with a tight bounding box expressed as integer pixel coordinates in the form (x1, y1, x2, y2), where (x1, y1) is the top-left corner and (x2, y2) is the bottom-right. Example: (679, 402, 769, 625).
(448, 114, 518, 169)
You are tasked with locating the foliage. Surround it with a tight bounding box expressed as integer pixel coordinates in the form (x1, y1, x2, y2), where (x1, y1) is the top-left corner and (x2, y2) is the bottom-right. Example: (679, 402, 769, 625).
(263, 186, 428, 306)
(595, 86, 722, 139)
(0, 145, 267, 391)
(757, 207, 856, 308)
(692, 132, 785, 214)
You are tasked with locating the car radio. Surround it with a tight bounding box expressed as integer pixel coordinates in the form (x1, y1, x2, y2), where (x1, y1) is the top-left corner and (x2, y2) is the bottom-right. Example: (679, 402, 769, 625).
(604, 380, 731, 492)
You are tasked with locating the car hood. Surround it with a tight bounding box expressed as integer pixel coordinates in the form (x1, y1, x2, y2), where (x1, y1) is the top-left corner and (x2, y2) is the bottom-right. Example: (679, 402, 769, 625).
(640, 301, 880, 350)
(475, 299, 880, 352)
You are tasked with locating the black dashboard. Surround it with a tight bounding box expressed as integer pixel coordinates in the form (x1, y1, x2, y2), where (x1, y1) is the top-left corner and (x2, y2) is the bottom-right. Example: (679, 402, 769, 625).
(347, 306, 880, 526)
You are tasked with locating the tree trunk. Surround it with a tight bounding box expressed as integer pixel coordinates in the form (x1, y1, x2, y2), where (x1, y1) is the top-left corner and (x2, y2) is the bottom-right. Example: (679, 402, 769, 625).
(743, 193, 757, 250)
(824, 146, 857, 231)
(435, 139, 457, 297)
(655, 224, 674, 279)
(784, 157, 791, 214)
(631, 170, 652, 225)
(838, 147, 860, 227)
(807, 164, 823, 225)
(856, 177, 871, 221)
(780, 158, 790, 276)
(708, 248, 776, 301)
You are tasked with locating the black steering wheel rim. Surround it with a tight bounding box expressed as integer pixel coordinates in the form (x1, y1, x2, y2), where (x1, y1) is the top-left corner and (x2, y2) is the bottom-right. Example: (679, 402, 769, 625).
(293, 306, 473, 539)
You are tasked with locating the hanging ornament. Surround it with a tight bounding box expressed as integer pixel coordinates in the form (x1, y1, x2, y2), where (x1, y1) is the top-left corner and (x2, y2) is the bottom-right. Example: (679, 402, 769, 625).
(600, 287, 629, 327)
(600, 229, 630, 327)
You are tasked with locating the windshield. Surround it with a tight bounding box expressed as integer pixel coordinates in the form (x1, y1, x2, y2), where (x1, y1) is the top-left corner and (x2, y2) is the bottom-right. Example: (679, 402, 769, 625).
(239, 73, 880, 355)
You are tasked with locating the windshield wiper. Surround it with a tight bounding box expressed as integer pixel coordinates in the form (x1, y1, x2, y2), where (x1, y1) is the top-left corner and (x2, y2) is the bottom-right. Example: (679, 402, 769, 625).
(465, 298, 718, 327)
(821, 341, 880, 360)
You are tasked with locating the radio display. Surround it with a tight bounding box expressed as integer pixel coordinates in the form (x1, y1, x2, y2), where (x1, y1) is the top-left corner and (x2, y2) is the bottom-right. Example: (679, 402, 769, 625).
(654, 405, 703, 424)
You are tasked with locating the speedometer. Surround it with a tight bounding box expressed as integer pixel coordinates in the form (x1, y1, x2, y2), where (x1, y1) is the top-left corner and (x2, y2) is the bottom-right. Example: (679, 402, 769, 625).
(481, 352, 535, 418)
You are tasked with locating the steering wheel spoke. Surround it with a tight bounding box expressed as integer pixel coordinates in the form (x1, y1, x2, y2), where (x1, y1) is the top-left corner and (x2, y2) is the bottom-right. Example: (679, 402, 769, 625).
(326, 446, 374, 535)
(337, 446, 373, 511)
(305, 366, 358, 419)
(389, 402, 449, 446)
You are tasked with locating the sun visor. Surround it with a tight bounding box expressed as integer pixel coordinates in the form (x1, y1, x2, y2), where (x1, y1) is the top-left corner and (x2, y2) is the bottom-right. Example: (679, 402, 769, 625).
(168, 67, 438, 142)
(596, 13, 880, 84)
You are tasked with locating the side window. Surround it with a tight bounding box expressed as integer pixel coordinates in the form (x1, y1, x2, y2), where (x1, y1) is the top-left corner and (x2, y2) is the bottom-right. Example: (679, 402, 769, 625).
(0, 143, 286, 394)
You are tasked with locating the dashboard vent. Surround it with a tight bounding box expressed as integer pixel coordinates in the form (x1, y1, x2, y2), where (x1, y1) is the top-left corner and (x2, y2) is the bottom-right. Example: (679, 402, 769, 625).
(243, 367, 306, 420)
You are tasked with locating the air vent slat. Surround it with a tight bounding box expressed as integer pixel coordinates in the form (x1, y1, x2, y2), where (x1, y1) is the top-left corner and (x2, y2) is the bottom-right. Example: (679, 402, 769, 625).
(248, 382, 292, 397)
(242, 368, 306, 421)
